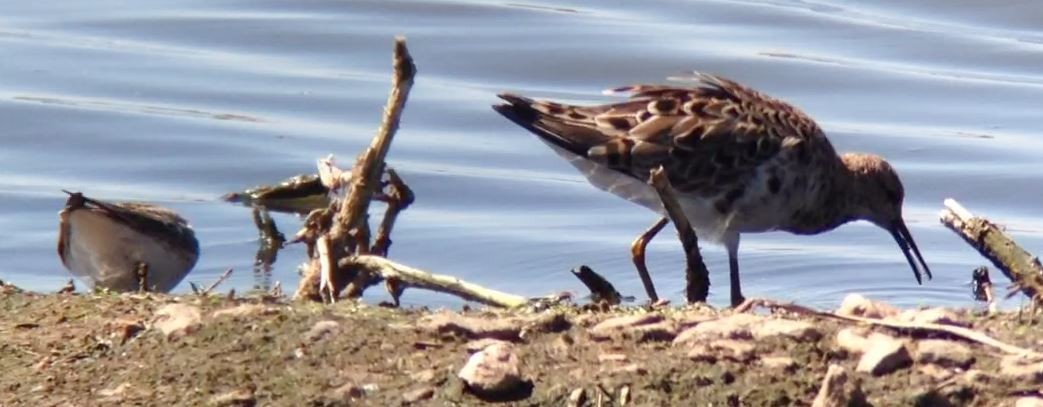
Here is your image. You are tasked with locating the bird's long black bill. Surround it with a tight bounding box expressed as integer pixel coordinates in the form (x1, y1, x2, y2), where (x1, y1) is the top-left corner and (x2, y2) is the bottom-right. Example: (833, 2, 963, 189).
(891, 219, 932, 284)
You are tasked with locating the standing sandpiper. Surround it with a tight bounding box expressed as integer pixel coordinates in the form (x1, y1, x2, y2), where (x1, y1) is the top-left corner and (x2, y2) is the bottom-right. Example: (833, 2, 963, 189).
(58, 191, 199, 292)
(494, 72, 931, 306)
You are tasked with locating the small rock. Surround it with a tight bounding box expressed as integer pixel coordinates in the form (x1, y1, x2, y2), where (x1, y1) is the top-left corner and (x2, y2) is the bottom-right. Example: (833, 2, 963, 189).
(835, 327, 871, 354)
(589, 314, 664, 338)
(520, 312, 571, 338)
(1016, 397, 1043, 407)
(673, 313, 762, 344)
(752, 319, 822, 342)
(856, 333, 911, 376)
(761, 356, 797, 370)
(211, 304, 273, 319)
(612, 363, 648, 375)
(330, 383, 365, 400)
(402, 387, 434, 404)
(410, 369, 437, 384)
(97, 382, 131, 398)
(895, 307, 968, 327)
(915, 339, 974, 369)
(305, 320, 340, 342)
(918, 364, 956, 381)
(688, 339, 756, 363)
(632, 321, 679, 342)
(457, 342, 525, 395)
(153, 304, 202, 338)
(811, 364, 867, 407)
(1000, 355, 1043, 383)
(209, 386, 255, 406)
(419, 313, 521, 341)
(568, 388, 587, 407)
(599, 353, 629, 363)
(109, 319, 145, 344)
(466, 338, 512, 353)
(835, 294, 898, 319)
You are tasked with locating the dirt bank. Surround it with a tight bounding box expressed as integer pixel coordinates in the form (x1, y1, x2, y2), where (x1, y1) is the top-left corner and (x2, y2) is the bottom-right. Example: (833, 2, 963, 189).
(1, 287, 1039, 406)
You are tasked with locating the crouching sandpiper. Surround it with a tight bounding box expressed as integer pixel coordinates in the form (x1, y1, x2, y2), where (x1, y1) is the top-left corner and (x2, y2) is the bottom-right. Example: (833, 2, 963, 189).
(58, 191, 199, 292)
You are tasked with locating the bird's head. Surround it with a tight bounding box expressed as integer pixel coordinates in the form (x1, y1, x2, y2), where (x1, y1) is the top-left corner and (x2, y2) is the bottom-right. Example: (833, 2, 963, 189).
(841, 153, 931, 284)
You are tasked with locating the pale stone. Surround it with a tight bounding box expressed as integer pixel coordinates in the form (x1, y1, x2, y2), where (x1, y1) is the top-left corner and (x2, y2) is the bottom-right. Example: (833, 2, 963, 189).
(402, 387, 434, 404)
(589, 314, 663, 335)
(752, 319, 822, 342)
(304, 320, 340, 342)
(457, 342, 525, 394)
(856, 334, 911, 375)
(812, 364, 866, 407)
(1016, 397, 1043, 407)
(210, 304, 273, 319)
(895, 307, 968, 327)
(672, 313, 763, 345)
(1000, 355, 1043, 383)
(419, 313, 520, 340)
(761, 356, 797, 370)
(688, 339, 757, 363)
(835, 327, 870, 354)
(152, 304, 202, 338)
(915, 339, 974, 368)
(835, 294, 898, 319)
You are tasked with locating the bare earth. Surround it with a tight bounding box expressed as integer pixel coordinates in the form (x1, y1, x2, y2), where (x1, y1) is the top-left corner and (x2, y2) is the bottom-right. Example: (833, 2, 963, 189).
(1, 286, 1040, 406)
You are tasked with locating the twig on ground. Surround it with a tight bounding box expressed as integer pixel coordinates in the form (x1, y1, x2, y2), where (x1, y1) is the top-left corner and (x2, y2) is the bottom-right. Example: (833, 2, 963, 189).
(737, 297, 1040, 356)
(200, 269, 234, 296)
(648, 166, 709, 303)
(940, 198, 1043, 302)
(570, 265, 622, 305)
(340, 255, 529, 308)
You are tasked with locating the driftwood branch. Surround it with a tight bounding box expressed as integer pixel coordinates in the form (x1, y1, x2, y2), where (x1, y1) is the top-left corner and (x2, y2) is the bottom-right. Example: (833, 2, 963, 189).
(294, 37, 416, 301)
(939, 198, 1043, 302)
(648, 166, 709, 303)
(341, 255, 529, 308)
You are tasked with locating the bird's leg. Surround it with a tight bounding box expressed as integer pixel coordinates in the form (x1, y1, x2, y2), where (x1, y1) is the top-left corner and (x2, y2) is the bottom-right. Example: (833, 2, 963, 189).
(135, 261, 149, 293)
(630, 217, 668, 302)
(724, 234, 745, 307)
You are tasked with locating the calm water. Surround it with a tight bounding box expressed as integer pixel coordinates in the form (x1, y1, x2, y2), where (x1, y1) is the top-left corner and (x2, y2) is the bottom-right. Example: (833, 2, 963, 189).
(2, 0, 1041, 309)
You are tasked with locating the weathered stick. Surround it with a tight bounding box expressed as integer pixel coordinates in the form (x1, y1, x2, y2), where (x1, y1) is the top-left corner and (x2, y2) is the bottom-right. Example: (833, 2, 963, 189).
(201, 268, 234, 296)
(939, 198, 1043, 301)
(294, 37, 416, 301)
(738, 298, 1039, 356)
(570, 265, 622, 305)
(341, 255, 529, 308)
(648, 166, 709, 303)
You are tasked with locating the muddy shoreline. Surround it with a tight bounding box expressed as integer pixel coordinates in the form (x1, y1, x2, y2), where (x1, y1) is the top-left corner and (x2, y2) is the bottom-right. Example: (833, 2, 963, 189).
(1, 286, 1040, 406)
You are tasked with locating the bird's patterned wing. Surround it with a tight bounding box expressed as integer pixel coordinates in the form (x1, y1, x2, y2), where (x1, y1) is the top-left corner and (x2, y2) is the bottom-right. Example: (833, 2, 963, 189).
(495, 73, 826, 211)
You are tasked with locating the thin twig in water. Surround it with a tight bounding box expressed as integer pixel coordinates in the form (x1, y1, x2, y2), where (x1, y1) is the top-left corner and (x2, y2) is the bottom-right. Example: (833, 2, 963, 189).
(200, 268, 234, 296)
(648, 166, 709, 303)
